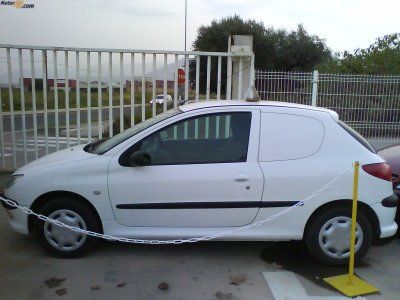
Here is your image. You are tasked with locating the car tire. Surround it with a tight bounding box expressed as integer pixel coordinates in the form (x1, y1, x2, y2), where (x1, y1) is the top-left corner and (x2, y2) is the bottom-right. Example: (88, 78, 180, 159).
(34, 196, 100, 258)
(305, 207, 372, 266)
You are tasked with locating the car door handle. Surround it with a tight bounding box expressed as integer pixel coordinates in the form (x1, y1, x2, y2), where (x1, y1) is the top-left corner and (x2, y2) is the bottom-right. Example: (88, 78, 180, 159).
(234, 174, 250, 182)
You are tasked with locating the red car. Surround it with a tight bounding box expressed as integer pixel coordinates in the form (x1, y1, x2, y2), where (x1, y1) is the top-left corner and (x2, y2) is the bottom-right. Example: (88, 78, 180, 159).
(378, 145, 400, 225)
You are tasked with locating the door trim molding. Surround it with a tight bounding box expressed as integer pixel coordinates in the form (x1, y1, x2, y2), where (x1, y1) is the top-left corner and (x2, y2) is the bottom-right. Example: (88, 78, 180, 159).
(116, 201, 300, 209)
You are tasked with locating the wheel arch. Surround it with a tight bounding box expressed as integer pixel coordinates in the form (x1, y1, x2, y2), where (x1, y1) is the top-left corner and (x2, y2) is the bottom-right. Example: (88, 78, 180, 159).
(28, 190, 104, 234)
(304, 199, 380, 241)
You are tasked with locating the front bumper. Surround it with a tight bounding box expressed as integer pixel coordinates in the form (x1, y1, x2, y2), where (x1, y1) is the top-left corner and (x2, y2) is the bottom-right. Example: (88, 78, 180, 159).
(1, 195, 29, 235)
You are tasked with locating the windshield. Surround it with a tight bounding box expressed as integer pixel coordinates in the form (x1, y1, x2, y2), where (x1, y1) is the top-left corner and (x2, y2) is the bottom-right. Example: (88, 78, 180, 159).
(92, 108, 182, 155)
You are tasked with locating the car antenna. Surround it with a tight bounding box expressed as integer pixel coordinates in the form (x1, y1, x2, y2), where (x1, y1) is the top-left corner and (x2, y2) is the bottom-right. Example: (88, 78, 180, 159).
(180, 98, 189, 105)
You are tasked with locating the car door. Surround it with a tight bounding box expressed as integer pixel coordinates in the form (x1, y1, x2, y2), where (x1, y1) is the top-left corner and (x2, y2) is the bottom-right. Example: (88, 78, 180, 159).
(107, 108, 264, 227)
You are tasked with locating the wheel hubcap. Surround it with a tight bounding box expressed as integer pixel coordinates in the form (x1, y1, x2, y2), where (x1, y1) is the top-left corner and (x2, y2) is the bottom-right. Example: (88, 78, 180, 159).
(318, 216, 363, 259)
(44, 209, 87, 251)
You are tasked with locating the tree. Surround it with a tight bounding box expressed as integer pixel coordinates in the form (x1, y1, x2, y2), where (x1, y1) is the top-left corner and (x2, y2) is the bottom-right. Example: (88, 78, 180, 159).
(191, 15, 331, 94)
(318, 33, 400, 74)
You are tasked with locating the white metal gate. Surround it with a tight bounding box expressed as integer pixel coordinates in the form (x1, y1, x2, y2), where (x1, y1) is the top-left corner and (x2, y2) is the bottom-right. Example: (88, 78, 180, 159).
(0, 41, 254, 169)
(255, 70, 400, 150)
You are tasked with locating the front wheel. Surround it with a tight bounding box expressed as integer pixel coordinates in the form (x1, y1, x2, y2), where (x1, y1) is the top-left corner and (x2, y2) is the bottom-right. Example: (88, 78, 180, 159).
(305, 207, 372, 266)
(34, 197, 100, 258)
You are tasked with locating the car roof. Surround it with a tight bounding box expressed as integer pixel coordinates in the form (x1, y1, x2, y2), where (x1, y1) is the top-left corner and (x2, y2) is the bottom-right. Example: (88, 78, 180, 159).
(179, 100, 339, 121)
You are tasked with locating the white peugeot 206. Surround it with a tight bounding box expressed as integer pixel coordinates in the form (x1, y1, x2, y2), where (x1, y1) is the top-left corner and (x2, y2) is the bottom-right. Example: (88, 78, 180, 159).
(1, 100, 398, 265)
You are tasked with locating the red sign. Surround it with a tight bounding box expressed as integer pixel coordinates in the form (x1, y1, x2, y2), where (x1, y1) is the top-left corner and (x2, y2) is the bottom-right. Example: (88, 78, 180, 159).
(178, 68, 185, 85)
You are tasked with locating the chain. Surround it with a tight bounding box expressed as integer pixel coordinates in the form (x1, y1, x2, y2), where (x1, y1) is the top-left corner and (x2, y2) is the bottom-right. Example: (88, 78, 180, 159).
(0, 168, 351, 245)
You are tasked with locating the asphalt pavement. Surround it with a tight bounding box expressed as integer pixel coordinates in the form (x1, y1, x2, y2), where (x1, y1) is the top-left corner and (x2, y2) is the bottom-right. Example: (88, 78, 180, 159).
(0, 206, 399, 299)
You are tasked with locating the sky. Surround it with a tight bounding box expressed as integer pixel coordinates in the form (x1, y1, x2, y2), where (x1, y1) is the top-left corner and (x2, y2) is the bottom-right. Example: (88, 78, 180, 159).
(0, 0, 399, 83)
(0, 0, 399, 53)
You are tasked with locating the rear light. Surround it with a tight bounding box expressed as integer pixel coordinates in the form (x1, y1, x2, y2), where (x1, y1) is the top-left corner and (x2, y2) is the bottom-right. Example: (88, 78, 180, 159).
(362, 163, 392, 182)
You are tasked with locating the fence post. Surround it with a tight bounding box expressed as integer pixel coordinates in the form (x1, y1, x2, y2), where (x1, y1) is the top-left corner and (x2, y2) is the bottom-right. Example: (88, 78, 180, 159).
(229, 35, 254, 100)
(311, 70, 319, 106)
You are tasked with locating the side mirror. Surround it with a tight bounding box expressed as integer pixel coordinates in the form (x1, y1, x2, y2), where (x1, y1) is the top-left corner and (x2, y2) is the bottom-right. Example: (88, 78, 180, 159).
(129, 151, 151, 167)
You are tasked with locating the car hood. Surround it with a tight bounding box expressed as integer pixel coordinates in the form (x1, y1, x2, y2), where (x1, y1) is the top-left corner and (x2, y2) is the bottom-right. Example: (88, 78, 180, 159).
(15, 145, 96, 174)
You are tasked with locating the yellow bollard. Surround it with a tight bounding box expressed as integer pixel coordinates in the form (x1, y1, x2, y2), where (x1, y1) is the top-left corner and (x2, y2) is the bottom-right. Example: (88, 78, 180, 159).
(348, 161, 359, 285)
(323, 161, 379, 297)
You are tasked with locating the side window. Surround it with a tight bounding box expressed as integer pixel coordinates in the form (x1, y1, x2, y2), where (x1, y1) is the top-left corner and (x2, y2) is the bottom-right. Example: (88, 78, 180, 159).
(120, 112, 252, 166)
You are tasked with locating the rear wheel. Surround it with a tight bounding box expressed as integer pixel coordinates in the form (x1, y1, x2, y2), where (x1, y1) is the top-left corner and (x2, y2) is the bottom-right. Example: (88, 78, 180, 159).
(305, 207, 372, 265)
(34, 197, 100, 258)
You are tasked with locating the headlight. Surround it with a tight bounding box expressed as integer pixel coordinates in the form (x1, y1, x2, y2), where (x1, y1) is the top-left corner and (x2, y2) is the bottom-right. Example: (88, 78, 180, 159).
(4, 174, 24, 190)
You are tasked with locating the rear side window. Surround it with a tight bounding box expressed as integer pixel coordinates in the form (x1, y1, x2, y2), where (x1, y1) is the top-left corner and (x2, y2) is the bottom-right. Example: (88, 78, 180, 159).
(259, 113, 325, 161)
(338, 121, 376, 153)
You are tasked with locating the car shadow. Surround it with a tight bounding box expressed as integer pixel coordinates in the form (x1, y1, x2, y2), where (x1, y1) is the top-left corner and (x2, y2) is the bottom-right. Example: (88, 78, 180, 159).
(259, 241, 370, 289)
(94, 239, 375, 289)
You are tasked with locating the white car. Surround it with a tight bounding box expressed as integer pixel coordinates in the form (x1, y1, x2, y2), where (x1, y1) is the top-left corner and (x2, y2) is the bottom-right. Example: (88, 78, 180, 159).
(2, 100, 398, 265)
(150, 94, 173, 105)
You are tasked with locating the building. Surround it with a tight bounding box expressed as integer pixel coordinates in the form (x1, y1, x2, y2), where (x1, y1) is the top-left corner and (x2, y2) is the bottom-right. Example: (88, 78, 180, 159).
(22, 78, 77, 91)
(125, 79, 175, 90)
(80, 81, 112, 91)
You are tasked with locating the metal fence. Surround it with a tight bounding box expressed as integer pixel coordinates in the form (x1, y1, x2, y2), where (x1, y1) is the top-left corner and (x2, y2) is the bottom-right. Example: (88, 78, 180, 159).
(3, 45, 397, 170)
(0, 43, 253, 169)
(255, 70, 400, 150)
